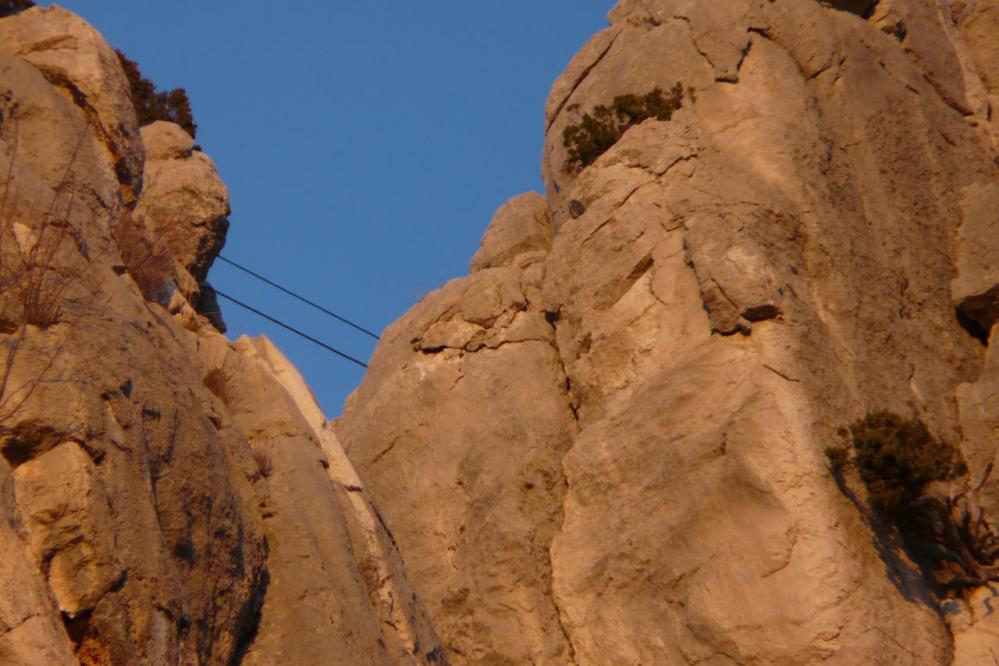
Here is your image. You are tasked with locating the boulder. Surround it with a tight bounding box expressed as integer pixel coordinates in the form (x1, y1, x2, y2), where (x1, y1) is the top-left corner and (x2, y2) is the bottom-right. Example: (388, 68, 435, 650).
(142, 120, 195, 161)
(13, 442, 120, 618)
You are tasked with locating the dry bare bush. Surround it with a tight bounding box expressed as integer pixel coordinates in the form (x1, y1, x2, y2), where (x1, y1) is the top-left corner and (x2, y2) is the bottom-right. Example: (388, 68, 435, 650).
(0, 110, 80, 426)
(1, 118, 83, 329)
(248, 448, 274, 483)
(112, 212, 174, 302)
(922, 462, 999, 589)
(203, 367, 229, 404)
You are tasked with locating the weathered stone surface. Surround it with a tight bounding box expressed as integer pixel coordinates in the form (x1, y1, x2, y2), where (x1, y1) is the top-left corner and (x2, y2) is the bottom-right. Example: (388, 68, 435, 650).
(5, 2, 999, 663)
(135, 121, 230, 283)
(13, 442, 120, 618)
(142, 120, 195, 161)
(469, 191, 550, 272)
(957, 323, 999, 519)
(339, 1, 999, 664)
(952, 582, 999, 665)
(0, 49, 120, 225)
(955, 0, 999, 148)
(0, 6, 448, 663)
(0, 9, 327, 664)
(208, 335, 444, 665)
(339, 236, 576, 663)
(957, 0, 999, 94)
(0, 458, 76, 665)
(0, 5, 144, 200)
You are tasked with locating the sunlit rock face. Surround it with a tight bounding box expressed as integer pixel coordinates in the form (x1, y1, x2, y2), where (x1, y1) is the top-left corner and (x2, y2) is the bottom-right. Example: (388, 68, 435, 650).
(338, 0, 999, 663)
(0, 6, 442, 664)
(3, 0, 999, 663)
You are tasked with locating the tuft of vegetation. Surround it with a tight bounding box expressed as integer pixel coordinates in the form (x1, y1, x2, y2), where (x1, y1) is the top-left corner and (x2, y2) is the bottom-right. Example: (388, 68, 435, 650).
(115, 50, 197, 138)
(0, 0, 34, 18)
(826, 412, 966, 517)
(824, 444, 850, 475)
(1, 132, 84, 331)
(562, 84, 684, 172)
(249, 449, 274, 482)
(827, 411, 999, 591)
(112, 213, 174, 302)
(0, 106, 77, 431)
(845, 411, 965, 519)
(202, 368, 229, 404)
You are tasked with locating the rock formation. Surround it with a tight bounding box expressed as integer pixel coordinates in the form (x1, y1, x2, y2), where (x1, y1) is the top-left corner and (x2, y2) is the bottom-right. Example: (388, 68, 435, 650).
(2, 1, 999, 664)
(337, 0, 999, 664)
(0, 5, 442, 664)
(134, 120, 231, 331)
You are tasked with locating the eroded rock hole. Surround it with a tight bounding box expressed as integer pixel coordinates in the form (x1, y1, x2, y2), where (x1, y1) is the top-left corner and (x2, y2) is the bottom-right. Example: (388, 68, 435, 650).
(956, 286, 998, 346)
(0, 421, 64, 467)
(821, 0, 879, 17)
(742, 304, 782, 322)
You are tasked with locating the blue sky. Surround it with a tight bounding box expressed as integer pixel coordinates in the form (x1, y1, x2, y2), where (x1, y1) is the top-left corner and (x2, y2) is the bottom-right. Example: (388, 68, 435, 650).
(56, 1, 613, 416)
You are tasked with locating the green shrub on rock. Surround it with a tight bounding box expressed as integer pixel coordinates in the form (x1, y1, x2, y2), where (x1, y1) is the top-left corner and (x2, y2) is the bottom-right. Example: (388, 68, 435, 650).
(562, 83, 684, 172)
(826, 412, 966, 517)
(116, 49, 197, 138)
(825, 412, 999, 591)
(0, 1, 34, 18)
(848, 411, 965, 518)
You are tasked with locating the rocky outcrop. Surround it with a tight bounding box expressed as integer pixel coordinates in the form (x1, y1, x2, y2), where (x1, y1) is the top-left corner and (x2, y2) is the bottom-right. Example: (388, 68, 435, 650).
(953, 0, 999, 149)
(3, 1, 998, 663)
(338, 1, 999, 664)
(199, 335, 443, 665)
(0, 7, 438, 664)
(134, 121, 230, 285)
(338, 192, 577, 664)
(0, 5, 144, 201)
(0, 457, 76, 664)
(133, 120, 230, 330)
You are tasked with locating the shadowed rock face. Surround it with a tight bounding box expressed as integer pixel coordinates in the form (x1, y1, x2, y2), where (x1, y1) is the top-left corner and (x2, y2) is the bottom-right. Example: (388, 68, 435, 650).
(338, 1, 999, 664)
(0, 6, 441, 664)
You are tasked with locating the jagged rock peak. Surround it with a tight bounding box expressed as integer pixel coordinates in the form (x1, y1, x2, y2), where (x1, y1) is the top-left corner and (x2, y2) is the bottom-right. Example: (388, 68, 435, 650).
(338, 1, 999, 664)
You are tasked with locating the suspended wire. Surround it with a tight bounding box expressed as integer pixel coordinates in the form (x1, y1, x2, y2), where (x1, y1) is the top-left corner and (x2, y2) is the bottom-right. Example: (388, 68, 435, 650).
(216, 255, 381, 340)
(214, 288, 369, 369)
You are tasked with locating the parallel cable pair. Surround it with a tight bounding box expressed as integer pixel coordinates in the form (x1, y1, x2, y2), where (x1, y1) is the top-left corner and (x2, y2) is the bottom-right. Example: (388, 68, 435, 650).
(214, 255, 378, 369)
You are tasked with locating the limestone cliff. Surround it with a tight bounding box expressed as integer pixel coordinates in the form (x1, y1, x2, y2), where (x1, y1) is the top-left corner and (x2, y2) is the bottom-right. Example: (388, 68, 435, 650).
(0, 5, 442, 664)
(3, 1, 999, 665)
(336, 0, 999, 664)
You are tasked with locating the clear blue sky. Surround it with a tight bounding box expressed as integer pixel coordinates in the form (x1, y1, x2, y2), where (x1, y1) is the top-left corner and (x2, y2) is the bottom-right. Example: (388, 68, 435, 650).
(56, 1, 613, 416)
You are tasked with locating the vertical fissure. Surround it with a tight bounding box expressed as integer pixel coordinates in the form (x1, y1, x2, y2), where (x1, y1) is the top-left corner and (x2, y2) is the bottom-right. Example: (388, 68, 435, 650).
(543, 308, 580, 665)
